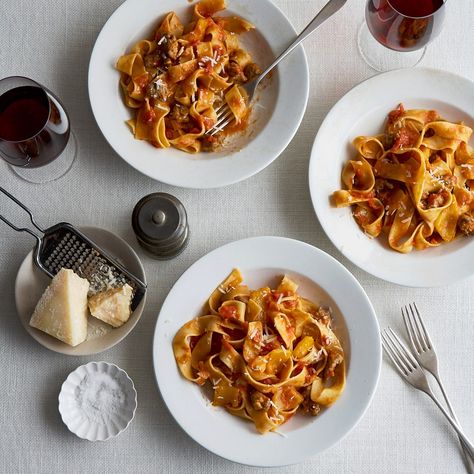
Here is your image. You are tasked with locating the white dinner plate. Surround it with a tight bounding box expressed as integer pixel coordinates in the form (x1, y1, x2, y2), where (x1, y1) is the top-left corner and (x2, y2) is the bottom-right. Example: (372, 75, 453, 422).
(309, 68, 474, 287)
(15, 227, 146, 356)
(88, 0, 309, 189)
(153, 236, 380, 467)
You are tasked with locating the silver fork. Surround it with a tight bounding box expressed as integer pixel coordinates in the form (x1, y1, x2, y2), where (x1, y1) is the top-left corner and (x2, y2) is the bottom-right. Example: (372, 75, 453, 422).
(402, 303, 474, 473)
(206, 0, 348, 136)
(381, 327, 474, 462)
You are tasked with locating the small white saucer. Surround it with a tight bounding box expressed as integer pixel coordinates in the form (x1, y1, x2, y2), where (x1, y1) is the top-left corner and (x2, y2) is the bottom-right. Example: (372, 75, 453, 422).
(15, 226, 146, 355)
(58, 361, 137, 441)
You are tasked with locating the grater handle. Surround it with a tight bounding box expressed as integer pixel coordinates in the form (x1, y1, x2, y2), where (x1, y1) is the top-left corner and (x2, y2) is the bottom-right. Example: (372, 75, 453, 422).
(0, 186, 46, 241)
(0, 215, 42, 248)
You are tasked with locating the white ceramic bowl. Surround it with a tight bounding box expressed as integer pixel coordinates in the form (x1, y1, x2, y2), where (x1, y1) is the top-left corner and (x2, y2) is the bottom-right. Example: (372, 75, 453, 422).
(88, 0, 309, 189)
(58, 361, 137, 441)
(153, 236, 381, 467)
(15, 226, 146, 355)
(309, 68, 474, 287)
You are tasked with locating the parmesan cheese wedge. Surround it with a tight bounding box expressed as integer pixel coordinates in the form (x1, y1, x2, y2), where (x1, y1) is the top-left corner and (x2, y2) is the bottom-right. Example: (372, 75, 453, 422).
(88, 284, 133, 328)
(29, 268, 89, 347)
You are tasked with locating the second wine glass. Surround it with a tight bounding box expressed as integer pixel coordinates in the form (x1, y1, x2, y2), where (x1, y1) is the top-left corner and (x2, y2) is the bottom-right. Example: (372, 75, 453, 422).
(358, 0, 447, 72)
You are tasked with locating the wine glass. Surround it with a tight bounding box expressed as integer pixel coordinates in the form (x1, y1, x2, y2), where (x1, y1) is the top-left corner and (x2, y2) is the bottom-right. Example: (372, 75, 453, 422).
(0, 76, 77, 184)
(358, 0, 447, 72)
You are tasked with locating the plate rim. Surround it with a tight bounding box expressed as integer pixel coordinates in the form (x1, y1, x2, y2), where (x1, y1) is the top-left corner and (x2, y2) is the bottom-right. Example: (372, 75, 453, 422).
(14, 226, 147, 356)
(152, 235, 381, 467)
(308, 67, 474, 287)
(88, 0, 309, 189)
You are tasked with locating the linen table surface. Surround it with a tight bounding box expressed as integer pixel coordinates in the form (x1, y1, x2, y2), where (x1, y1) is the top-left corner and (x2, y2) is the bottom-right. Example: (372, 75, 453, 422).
(0, 0, 473, 473)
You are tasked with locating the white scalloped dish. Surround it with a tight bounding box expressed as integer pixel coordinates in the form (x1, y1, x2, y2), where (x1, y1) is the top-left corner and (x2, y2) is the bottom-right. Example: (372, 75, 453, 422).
(58, 362, 137, 441)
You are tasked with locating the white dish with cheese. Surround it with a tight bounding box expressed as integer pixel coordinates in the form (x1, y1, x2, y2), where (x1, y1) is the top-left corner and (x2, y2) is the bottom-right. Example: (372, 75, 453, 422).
(15, 227, 146, 356)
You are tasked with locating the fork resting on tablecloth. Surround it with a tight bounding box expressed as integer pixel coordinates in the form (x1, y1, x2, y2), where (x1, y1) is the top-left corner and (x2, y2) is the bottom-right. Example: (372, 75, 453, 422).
(402, 303, 474, 472)
(381, 326, 474, 463)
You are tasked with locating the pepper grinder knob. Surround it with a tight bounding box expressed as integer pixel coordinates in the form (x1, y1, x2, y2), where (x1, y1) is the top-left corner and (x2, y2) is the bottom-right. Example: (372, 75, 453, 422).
(132, 193, 189, 260)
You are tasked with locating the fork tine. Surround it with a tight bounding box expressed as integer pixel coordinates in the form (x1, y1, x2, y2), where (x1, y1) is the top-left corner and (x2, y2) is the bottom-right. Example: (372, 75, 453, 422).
(214, 103, 228, 118)
(216, 108, 231, 123)
(381, 331, 409, 376)
(205, 107, 233, 136)
(210, 115, 235, 136)
(383, 329, 411, 373)
(207, 108, 233, 136)
(408, 303, 429, 351)
(386, 327, 418, 370)
(214, 109, 233, 128)
(402, 305, 423, 354)
(382, 328, 413, 373)
(413, 303, 433, 350)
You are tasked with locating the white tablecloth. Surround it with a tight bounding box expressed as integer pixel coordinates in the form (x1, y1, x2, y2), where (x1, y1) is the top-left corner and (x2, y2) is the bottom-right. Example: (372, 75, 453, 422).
(1, 0, 473, 472)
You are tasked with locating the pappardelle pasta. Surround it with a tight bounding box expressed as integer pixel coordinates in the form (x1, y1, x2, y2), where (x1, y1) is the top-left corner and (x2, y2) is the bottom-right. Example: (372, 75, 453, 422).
(173, 269, 345, 434)
(116, 0, 261, 153)
(333, 104, 474, 253)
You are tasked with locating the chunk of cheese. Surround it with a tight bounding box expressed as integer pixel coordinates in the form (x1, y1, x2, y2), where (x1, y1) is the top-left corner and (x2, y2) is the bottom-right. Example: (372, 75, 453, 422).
(88, 284, 133, 328)
(29, 268, 89, 347)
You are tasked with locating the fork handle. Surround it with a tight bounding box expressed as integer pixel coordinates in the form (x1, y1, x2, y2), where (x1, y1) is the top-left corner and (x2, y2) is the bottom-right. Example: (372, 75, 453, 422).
(426, 391, 474, 462)
(256, 0, 347, 86)
(432, 373, 474, 473)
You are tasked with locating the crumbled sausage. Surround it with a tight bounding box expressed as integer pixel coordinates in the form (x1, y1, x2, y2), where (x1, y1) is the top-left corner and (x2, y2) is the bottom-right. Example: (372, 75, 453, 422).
(374, 179, 396, 206)
(458, 214, 474, 235)
(300, 389, 320, 416)
(167, 40, 179, 60)
(201, 133, 224, 152)
(144, 53, 161, 69)
(144, 34, 177, 72)
(244, 63, 262, 82)
(440, 174, 457, 190)
(170, 104, 189, 123)
(145, 77, 170, 101)
(325, 352, 343, 378)
(421, 191, 445, 209)
(226, 60, 247, 84)
(251, 391, 272, 411)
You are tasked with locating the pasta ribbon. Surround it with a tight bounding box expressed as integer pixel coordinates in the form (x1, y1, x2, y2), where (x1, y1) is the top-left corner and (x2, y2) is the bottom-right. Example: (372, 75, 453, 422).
(333, 104, 474, 252)
(116, 0, 261, 153)
(173, 270, 346, 434)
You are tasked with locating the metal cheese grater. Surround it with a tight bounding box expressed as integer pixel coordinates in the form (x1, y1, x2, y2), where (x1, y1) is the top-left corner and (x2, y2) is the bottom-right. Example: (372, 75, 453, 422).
(0, 186, 146, 310)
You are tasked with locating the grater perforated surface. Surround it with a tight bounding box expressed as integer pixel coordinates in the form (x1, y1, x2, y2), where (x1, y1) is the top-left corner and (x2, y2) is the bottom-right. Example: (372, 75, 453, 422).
(37, 224, 145, 310)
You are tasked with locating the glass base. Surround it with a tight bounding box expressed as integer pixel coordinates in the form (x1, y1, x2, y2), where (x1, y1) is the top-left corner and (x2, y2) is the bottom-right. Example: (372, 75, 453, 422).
(9, 130, 77, 184)
(357, 22, 426, 72)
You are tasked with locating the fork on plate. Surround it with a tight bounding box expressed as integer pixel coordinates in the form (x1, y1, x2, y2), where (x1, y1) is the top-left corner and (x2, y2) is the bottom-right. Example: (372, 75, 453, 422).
(381, 326, 474, 462)
(402, 303, 474, 472)
(206, 0, 348, 136)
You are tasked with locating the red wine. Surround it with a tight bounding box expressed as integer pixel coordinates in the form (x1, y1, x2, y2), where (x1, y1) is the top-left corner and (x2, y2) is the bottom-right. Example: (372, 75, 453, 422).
(366, 0, 445, 52)
(0, 85, 70, 168)
(390, 0, 444, 17)
(0, 86, 49, 142)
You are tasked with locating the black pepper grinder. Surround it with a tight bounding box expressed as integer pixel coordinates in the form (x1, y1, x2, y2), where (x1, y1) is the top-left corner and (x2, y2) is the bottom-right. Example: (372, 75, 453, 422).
(132, 193, 189, 259)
